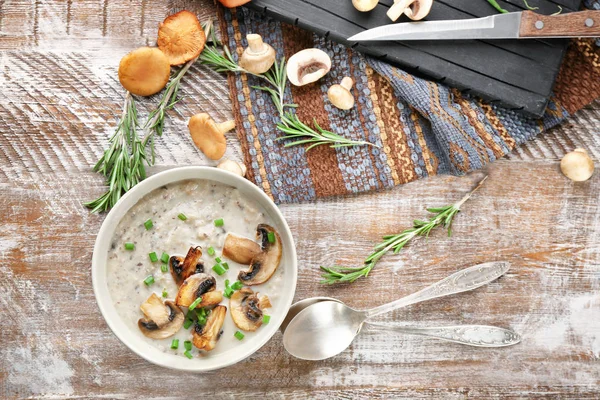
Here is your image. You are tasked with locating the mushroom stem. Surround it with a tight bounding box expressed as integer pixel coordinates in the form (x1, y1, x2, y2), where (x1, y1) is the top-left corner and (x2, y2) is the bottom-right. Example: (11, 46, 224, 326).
(216, 120, 236, 134)
(387, 0, 411, 21)
(340, 77, 354, 91)
(247, 34, 265, 52)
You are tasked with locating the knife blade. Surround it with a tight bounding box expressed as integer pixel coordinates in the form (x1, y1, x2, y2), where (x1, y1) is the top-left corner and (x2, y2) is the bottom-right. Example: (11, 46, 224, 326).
(348, 10, 600, 42)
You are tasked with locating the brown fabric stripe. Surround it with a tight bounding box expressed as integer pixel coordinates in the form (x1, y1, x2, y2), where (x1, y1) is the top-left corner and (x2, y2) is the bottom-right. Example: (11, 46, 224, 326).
(372, 69, 416, 183)
(281, 24, 346, 197)
(348, 49, 385, 190)
(555, 39, 600, 114)
(451, 89, 505, 159)
(480, 103, 515, 150)
(366, 66, 401, 185)
(409, 109, 437, 176)
(219, 7, 256, 185)
(231, 13, 272, 198)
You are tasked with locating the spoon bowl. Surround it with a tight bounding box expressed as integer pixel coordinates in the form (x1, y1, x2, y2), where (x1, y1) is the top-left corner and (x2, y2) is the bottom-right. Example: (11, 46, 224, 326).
(283, 301, 364, 360)
(280, 297, 340, 334)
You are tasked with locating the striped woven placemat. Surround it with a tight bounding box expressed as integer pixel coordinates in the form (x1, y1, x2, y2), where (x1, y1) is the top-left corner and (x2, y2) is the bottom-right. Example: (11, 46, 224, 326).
(218, 5, 600, 203)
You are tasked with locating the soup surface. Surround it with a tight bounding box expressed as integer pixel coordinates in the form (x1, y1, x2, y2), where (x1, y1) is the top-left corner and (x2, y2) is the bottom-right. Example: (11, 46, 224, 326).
(107, 179, 284, 358)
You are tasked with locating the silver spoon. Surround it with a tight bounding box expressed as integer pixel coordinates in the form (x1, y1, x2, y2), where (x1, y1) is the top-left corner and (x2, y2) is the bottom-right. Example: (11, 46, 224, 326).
(283, 261, 519, 360)
(281, 298, 519, 348)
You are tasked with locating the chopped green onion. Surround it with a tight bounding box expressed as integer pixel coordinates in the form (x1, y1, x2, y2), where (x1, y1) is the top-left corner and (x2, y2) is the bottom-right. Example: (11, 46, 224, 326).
(267, 231, 276, 243)
(184, 340, 192, 351)
(222, 262, 229, 270)
(231, 281, 243, 290)
(224, 287, 234, 298)
(143, 275, 154, 286)
(160, 252, 169, 263)
(178, 213, 187, 221)
(234, 331, 245, 340)
(124, 242, 135, 250)
(162, 289, 168, 298)
(215, 257, 222, 263)
(144, 219, 153, 230)
(149, 252, 158, 262)
(212, 264, 227, 276)
(183, 318, 193, 329)
(225, 279, 230, 287)
(207, 247, 215, 256)
(184, 350, 193, 359)
(214, 218, 224, 227)
(188, 297, 203, 311)
(171, 339, 179, 349)
(263, 315, 271, 325)
(161, 264, 168, 273)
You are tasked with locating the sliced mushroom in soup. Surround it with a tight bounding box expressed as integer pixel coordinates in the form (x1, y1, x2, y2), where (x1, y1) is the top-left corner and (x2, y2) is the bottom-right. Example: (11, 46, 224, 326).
(170, 246, 204, 286)
(237, 224, 282, 286)
(230, 288, 271, 332)
(193, 305, 227, 351)
(175, 273, 223, 308)
(138, 293, 184, 339)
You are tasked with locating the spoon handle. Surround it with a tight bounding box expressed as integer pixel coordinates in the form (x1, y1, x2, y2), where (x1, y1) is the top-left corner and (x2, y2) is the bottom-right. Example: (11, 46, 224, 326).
(365, 261, 510, 319)
(366, 323, 521, 347)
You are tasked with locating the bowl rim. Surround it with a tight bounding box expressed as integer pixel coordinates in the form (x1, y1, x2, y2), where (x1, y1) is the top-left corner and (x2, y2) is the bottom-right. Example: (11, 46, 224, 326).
(91, 166, 298, 372)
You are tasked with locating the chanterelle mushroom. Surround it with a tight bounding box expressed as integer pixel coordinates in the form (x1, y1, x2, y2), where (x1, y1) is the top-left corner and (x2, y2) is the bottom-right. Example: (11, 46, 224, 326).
(237, 224, 282, 285)
(223, 233, 262, 265)
(175, 273, 223, 308)
(230, 288, 271, 332)
(353, 0, 379, 12)
(138, 293, 184, 339)
(157, 10, 206, 65)
(188, 113, 235, 160)
(387, 0, 433, 22)
(287, 49, 332, 87)
(240, 34, 276, 74)
(170, 246, 204, 286)
(118, 47, 171, 96)
(327, 77, 355, 110)
(192, 305, 227, 351)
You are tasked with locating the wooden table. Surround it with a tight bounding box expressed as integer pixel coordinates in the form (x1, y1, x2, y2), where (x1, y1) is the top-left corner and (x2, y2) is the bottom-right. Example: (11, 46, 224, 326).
(1, 1, 599, 398)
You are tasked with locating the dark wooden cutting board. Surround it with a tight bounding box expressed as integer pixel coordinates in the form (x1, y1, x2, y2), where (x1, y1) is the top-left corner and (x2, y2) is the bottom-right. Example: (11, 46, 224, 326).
(245, 0, 581, 117)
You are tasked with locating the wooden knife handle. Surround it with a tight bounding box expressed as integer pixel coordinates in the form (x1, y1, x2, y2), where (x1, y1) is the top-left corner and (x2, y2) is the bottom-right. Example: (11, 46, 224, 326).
(520, 10, 600, 38)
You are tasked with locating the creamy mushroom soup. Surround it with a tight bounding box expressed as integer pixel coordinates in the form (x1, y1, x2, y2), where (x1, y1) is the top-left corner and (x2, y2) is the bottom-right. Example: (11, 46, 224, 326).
(107, 179, 284, 358)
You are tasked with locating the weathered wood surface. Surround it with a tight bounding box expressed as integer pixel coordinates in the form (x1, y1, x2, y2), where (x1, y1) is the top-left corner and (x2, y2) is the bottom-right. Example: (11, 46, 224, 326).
(1, 0, 599, 398)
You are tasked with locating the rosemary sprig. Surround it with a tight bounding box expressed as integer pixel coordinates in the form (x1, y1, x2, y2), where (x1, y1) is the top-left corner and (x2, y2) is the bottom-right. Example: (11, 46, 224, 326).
(278, 113, 377, 150)
(320, 176, 488, 284)
(84, 93, 146, 212)
(201, 43, 376, 150)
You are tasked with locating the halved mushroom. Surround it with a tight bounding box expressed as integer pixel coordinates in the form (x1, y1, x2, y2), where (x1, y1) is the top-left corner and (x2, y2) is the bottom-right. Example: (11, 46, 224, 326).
(239, 34, 276, 74)
(286, 49, 332, 86)
(192, 305, 227, 351)
(238, 224, 282, 285)
(138, 293, 184, 339)
(175, 273, 223, 308)
(170, 246, 204, 286)
(230, 288, 271, 332)
(387, 0, 433, 22)
(223, 233, 262, 265)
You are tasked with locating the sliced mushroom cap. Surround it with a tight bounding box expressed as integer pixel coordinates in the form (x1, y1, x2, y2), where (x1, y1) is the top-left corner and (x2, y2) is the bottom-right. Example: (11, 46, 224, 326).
(170, 246, 204, 286)
(175, 273, 223, 308)
(138, 295, 184, 339)
(223, 233, 262, 265)
(230, 288, 269, 332)
(286, 48, 332, 86)
(238, 224, 282, 285)
(192, 305, 227, 351)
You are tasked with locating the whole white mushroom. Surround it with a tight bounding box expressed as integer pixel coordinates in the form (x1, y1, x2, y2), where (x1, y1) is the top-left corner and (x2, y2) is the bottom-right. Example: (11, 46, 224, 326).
(560, 148, 594, 182)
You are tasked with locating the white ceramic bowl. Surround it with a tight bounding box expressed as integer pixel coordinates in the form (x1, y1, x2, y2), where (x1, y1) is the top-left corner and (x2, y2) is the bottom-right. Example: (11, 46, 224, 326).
(92, 167, 298, 371)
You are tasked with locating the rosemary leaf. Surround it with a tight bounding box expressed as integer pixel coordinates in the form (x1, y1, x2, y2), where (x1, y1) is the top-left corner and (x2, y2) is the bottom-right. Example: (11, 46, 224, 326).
(320, 176, 488, 285)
